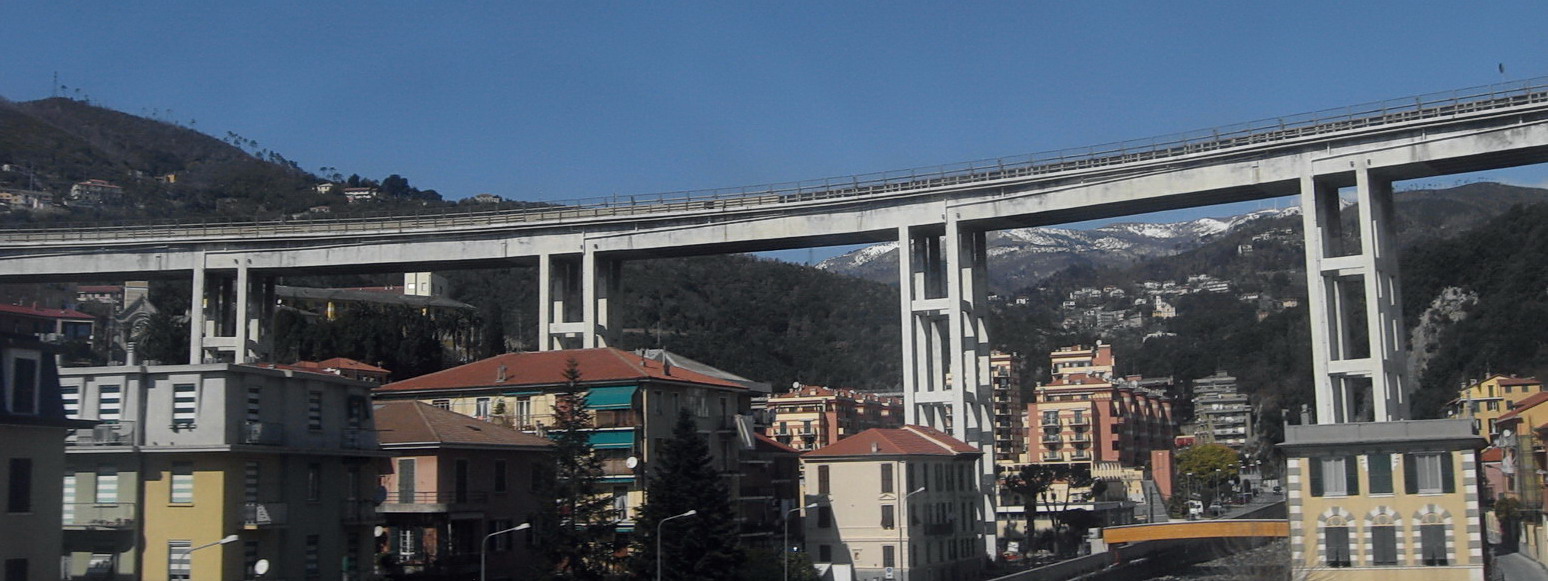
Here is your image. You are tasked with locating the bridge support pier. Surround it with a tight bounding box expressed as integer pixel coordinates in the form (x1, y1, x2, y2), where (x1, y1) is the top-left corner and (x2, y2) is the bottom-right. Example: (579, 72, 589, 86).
(1300, 162, 1411, 423)
(898, 218, 997, 562)
(538, 250, 618, 351)
(186, 256, 269, 364)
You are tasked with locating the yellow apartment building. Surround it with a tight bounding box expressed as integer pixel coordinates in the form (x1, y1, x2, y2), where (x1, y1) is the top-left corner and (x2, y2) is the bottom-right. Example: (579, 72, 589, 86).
(1446, 375, 1545, 435)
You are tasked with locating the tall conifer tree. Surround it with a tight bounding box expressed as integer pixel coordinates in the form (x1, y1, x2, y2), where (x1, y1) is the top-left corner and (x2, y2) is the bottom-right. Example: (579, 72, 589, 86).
(535, 357, 618, 580)
(631, 409, 744, 579)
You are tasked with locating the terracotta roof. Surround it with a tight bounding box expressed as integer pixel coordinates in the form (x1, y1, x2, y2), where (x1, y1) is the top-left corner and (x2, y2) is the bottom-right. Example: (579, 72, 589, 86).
(295, 357, 390, 373)
(1498, 377, 1542, 386)
(0, 303, 94, 320)
(376, 347, 745, 392)
(374, 401, 554, 448)
(1496, 392, 1548, 421)
(803, 425, 981, 458)
(1480, 448, 1506, 462)
(755, 432, 802, 454)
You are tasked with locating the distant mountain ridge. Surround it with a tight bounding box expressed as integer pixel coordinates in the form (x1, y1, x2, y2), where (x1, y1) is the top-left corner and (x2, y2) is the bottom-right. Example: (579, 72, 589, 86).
(818, 207, 1300, 292)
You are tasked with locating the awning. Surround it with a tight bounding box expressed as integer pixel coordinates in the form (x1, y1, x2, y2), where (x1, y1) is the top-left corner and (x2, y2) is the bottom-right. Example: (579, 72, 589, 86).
(502, 389, 542, 397)
(586, 386, 638, 410)
(588, 430, 636, 449)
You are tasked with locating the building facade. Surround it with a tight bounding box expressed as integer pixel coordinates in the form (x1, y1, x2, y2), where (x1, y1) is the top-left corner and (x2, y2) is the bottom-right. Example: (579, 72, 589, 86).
(1445, 375, 1545, 436)
(766, 385, 903, 452)
(1189, 371, 1254, 451)
(990, 352, 1026, 467)
(374, 401, 552, 580)
(1282, 420, 1486, 581)
(59, 363, 383, 581)
(802, 426, 983, 581)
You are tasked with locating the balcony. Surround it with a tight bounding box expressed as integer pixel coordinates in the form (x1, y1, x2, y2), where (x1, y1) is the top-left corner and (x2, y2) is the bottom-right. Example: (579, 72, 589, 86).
(62, 503, 137, 529)
(1042, 453, 1063, 462)
(243, 502, 289, 527)
(1071, 451, 1092, 461)
(1040, 434, 1062, 444)
(1041, 418, 1061, 427)
(339, 500, 382, 525)
(380, 491, 490, 513)
(340, 429, 375, 450)
(601, 457, 637, 478)
(68, 421, 136, 446)
(1067, 416, 1091, 426)
(594, 409, 640, 429)
(1070, 433, 1091, 443)
(243, 421, 285, 445)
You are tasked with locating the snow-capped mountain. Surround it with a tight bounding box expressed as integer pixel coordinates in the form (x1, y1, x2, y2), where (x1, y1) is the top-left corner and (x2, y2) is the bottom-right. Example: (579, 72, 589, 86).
(816, 207, 1300, 292)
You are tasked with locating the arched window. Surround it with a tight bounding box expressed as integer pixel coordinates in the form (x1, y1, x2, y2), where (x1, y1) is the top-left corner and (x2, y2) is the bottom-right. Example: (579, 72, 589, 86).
(1322, 511, 1352, 567)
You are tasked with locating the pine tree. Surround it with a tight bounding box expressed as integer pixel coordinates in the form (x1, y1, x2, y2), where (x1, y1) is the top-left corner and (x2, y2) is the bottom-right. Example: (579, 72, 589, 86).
(631, 408, 744, 580)
(535, 357, 618, 580)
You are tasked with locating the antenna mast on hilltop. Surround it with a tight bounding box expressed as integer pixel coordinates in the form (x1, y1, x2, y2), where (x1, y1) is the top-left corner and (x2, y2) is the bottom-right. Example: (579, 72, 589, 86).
(52, 72, 58, 97)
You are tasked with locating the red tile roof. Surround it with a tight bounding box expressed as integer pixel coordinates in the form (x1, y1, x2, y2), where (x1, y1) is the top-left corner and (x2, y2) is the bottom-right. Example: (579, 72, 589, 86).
(0, 303, 94, 320)
(295, 357, 390, 373)
(376, 347, 745, 392)
(803, 425, 980, 458)
(1496, 392, 1548, 422)
(1480, 448, 1506, 462)
(374, 401, 554, 448)
(755, 432, 802, 454)
(1498, 376, 1542, 386)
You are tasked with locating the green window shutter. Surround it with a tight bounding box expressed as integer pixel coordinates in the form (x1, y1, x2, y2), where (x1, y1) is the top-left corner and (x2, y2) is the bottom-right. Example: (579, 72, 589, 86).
(1441, 453, 1456, 494)
(1368, 453, 1393, 494)
(1308, 458, 1324, 497)
(1345, 455, 1359, 495)
(1404, 453, 1419, 495)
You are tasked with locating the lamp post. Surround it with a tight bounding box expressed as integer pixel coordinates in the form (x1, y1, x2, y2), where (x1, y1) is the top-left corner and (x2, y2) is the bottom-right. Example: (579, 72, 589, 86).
(657, 509, 697, 581)
(899, 487, 926, 581)
(186, 534, 238, 580)
(784, 503, 819, 581)
(481, 522, 530, 581)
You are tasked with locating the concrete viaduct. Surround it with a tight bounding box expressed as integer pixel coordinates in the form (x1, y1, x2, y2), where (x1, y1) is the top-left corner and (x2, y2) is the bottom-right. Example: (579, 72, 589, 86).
(7, 79, 1548, 559)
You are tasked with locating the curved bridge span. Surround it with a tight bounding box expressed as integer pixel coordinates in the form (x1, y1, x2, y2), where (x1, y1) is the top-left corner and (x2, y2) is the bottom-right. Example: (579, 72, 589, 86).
(1102, 519, 1290, 545)
(9, 79, 1548, 561)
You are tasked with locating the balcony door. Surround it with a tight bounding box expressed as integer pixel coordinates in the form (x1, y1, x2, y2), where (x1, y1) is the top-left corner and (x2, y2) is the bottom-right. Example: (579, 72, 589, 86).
(454, 460, 469, 503)
(397, 459, 416, 502)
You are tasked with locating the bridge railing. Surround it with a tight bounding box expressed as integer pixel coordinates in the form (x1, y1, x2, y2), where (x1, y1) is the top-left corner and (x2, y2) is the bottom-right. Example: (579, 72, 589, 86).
(9, 77, 1548, 243)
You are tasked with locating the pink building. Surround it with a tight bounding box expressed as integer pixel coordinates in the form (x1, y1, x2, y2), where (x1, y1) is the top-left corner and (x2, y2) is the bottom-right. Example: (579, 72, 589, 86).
(1025, 344, 1173, 470)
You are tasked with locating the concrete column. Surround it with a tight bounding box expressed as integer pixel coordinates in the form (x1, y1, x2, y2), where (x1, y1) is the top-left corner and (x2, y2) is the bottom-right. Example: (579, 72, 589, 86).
(234, 259, 251, 364)
(582, 248, 620, 348)
(1299, 163, 1411, 423)
(539, 254, 585, 350)
(945, 215, 997, 558)
(188, 255, 207, 364)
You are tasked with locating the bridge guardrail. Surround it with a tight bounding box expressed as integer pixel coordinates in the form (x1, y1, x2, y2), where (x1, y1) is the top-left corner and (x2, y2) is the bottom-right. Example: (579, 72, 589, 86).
(8, 77, 1548, 243)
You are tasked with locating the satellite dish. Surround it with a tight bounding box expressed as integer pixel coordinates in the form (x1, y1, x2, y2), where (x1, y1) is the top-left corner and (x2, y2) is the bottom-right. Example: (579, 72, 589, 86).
(626, 456, 639, 470)
(254, 559, 270, 576)
(374, 525, 386, 538)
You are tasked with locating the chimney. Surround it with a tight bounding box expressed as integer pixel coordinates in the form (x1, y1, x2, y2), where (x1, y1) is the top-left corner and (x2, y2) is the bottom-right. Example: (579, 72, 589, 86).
(496, 365, 507, 383)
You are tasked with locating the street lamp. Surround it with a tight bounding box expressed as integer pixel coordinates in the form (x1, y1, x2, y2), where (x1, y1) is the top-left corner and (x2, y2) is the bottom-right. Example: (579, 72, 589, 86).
(784, 503, 819, 581)
(186, 534, 239, 579)
(481, 522, 531, 581)
(899, 487, 926, 580)
(657, 509, 698, 581)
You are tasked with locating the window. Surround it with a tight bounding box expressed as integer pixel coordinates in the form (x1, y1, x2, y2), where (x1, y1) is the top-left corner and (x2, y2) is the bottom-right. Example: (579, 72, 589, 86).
(172, 383, 197, 427)
(881, 504, 895, 529)
(1421, 522, 1447, 565)
(4, 559, 27, 581)
(1368, 453, 1393, 494)
(1324, 525, 1351, 567)
(308, 391, 324, 430)
(494, 460, 508, 493)
(307, 463, 321, 501)
(97, 384, 121, 422)
(1371, 521, 1397, 565)
(398, 528, 418, 558)
(818, 545, 832, 562)
(653, 391, 663, 415)
(613, 486, 629, 517)
(95, 466, 118, 504)
(881, 464, 894, 494)
(1406, 453, 1453, 494)
(61, 384, 79, 418)
(244, 462, 260, 504)
(246, 387, 261, 423)
(476, 397, 491, 418)
(907, 462, 915, 490)
(244, 541, 260, 577)
(305, 534, 320, 579)
(818, 465, 830, 494)
(7, 354, 38, 415)
(6, 459, 31, 513)
(817, 506, 832, 528)
(883, 545, 896, 568)
(491, 519, 513, 551)
(1309, 456, 1358, 497)
(170, 462, 194, 504)
(168, 541, 192, 580)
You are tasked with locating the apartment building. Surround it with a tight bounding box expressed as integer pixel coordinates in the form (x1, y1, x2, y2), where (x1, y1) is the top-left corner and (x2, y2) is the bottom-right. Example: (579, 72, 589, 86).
(1, 337, 94, 581)
(990, 352, 1026, 467)
(1027, 347, 1173, 470)
(802, 426, 983, 581)
(374, 401, 552, 580)
(58, 363, 384, 581)
(372, 348, 755, 541)
(1189, 371, 1254, 451)
(766, 385, 903, 452)
(1485, 392, 1548, 563)
(1282, 420, 1486, 580)
(1445, 375, 1545, 435)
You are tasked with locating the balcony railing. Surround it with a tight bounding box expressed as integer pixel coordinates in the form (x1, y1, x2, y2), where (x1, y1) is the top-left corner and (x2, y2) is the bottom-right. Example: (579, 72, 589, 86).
(1042, 453, 1063, 462)
(1040, 434, 1062, 443)
(1071, 451, 1092, 460)
(68, 421, 136, 446)
(1070, 433, 1091, 442)
(1041, 418, 1061, 427)
(62, 503, 137, 529)
(382, 491, 490, 505)
(1068, 416, 1091, 426)
(243, 502, 288, 527)
(243, 421, 285, 445)
(601, 458, 637, 478)
(339, 500, 382, 524)
(341, 428, 375, 449)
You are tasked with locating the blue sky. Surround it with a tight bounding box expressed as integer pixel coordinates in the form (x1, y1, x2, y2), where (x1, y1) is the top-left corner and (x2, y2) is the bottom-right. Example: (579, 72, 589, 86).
(6, 2, 1548, 260)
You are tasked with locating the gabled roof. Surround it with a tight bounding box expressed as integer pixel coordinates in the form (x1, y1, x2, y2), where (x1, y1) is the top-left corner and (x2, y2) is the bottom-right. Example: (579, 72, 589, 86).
(374, 401, 553, 449)
(1495, 391, 1548, 422)
(1498, 376, 1543, 387)
(803, 425, 980, 458)
(755, 432, 802, 455)
(0, 303, 94, 320)
(376, 347, 746, 392)
(295, 357, 389, 374)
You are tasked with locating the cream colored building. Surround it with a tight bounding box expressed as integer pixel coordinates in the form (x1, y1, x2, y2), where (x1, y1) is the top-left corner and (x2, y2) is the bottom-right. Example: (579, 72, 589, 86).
(1282, 420, 1486, 581)
(802, 425, 983, 581)
(1444, 375, 1545, 435)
